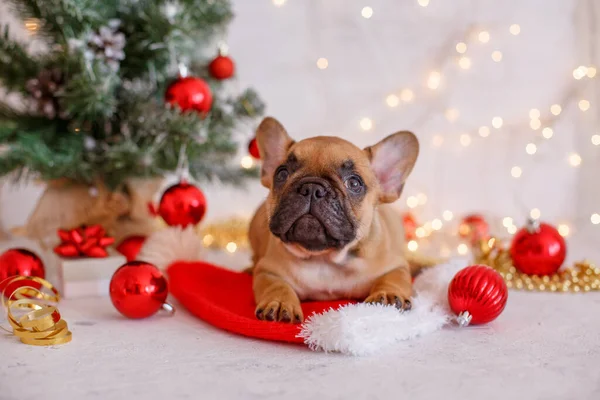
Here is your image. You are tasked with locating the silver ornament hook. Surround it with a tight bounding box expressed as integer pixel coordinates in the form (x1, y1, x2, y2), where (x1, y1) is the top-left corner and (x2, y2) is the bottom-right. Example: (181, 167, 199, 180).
(456, 311, 472, 327)
(526, 217, 541, 233)
(162, 302, 176, 316)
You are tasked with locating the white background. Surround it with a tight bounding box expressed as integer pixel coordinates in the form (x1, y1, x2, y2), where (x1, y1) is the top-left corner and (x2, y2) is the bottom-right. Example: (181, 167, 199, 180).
(1, 0, 599, 259)
(1, 6, 600, 399)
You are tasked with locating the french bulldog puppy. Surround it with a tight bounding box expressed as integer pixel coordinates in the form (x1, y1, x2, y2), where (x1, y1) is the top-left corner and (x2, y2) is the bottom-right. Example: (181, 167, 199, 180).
(249, 117, 434, 323)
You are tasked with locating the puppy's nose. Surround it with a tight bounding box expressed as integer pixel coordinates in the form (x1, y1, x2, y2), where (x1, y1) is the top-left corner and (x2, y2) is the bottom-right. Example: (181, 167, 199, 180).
(298, 182, 327, 200)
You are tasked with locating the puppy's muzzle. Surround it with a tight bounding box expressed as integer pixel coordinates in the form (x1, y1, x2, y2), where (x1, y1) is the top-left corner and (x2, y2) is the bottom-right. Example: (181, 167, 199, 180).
(269, 177, 354, 251)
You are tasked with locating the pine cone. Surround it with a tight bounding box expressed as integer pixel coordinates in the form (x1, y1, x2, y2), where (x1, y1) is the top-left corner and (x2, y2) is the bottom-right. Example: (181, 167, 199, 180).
(25, 68, 65, 119)
(87, 20, 126, 71)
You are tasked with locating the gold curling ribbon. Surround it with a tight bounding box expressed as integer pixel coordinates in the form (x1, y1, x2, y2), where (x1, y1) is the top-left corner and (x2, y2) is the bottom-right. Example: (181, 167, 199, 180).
(1, 276, 72, 346)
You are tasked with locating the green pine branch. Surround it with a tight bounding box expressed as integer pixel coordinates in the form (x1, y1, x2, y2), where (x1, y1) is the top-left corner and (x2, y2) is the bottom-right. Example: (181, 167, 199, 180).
(0, 25, 40, 92)
(0, 129, 94, 182)
(119, 0, 234, 82)
(8, 0, 117, 42)
(118, 1, 174, 83)
(232, 88, 266, 118)
(62, 62, 120, 122)
(0, 0, 265, 189)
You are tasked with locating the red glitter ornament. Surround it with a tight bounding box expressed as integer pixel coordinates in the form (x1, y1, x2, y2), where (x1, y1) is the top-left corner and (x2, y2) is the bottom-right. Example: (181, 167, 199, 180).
(165, 76, 213, 114)
(109, 261, 174, 319)
(510, 219, 566, 276)
(248, 137, 260, 159)
(448, 265, 508, 326)
(0, 248, 45, 297)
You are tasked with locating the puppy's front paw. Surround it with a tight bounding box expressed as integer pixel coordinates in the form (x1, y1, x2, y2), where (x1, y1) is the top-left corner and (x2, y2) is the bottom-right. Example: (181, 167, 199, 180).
(365, 290, 412, 311)
(255, 298, 303, 324)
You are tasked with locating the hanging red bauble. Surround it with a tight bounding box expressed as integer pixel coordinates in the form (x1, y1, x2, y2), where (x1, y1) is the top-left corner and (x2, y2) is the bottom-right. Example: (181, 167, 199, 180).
(248, 137, 260, 159)
(165, 76, 213, 114)
(109, 261, 173, 319)
(459, 214, 490, 244)
(448, 265, 508, 326)
(116, 235, 147, 262)
(402, 212, 418, 241)
(153, 182, 207, 227)
(510, 219, 566, 276)
(0, 248, 45, 297)
(209, 55, 235, 80)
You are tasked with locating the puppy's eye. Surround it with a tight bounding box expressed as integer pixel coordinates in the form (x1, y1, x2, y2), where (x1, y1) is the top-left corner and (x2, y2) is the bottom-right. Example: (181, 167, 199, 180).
(275, 167, 289, 183)
(344, 176, 363, 193)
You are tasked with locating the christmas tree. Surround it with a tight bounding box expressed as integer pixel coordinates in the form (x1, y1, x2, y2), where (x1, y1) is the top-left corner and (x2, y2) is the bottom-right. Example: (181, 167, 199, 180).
(0, 0, 264, 190)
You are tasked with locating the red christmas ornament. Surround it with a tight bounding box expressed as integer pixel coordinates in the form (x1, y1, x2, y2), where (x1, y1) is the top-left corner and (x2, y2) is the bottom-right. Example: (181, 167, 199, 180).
(510, 219, 566, 276)
(402, 212, 418, 241)
(53, 224, 115, 258)
(150, 182, 207, 227)
(0, 248, 45, 297)
(459, 214, 489, 244)
(165, 76, 213, 114)
(448, 265, 508, 326)
(209, 55, 235, 80)
(248, 137, 260, 159)
(116, 235, 147, 262)
(109, 261, 173, 319)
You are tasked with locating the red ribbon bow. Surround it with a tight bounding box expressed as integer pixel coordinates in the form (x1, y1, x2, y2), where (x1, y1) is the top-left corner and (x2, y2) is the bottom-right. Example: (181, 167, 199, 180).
(53, 225, 115, 258)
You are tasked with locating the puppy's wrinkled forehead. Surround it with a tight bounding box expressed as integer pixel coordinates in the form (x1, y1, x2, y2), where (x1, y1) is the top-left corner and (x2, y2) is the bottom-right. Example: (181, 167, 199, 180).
(285, 136, 372, 178)
(257, 116, 419, 203)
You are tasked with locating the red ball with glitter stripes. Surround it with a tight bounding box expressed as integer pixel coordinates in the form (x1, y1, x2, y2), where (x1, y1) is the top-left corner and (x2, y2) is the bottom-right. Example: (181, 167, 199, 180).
(448, 265, 508, 326)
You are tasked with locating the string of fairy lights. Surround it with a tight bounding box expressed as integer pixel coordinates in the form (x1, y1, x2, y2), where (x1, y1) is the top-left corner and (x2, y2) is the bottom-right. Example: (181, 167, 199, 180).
(399, 4, 596, 253)
(236, 0, 600, 258)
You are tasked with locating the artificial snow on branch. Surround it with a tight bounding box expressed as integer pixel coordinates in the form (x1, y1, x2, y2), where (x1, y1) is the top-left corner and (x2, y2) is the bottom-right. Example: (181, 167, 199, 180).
(0, 0, 264, 189)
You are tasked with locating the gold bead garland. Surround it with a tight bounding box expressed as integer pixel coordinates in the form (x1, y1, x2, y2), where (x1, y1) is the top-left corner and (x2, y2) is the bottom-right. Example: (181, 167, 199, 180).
(1, 276, 72, 346)
(198, 217, 250, 252)
(193, 219, 600, 293)
(473, 238, 600, 293)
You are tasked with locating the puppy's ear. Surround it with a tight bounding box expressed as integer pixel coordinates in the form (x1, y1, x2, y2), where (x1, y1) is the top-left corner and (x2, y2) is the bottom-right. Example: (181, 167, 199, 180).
(256, 117, 294, 188)
(364, 131, 419, 203)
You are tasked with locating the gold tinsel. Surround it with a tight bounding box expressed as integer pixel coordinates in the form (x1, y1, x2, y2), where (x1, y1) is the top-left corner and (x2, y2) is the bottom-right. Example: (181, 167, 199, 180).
(473, 238, 600, 293)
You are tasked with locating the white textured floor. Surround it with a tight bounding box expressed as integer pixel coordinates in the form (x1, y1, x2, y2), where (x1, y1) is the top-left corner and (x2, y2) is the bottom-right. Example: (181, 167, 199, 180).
(2, 252, 600, 400)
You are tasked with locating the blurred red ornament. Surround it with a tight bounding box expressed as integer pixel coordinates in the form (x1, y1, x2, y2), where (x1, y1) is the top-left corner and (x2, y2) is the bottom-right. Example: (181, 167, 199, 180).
(116, 235, 147, 262)
(248, 137, 260, 159)
(0, 248, 45, 297)
(150, 182, 207, 227)
(459, 214, 489, 244)
(165, 76, 213, 114)
(54, 224, 114, 258)
(510, 219, 566, 276)
(109, 261, 173, 319)
(448, 265, 508, 326)
(402, 212, 418, 241)
(209, 55, 235, 80)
